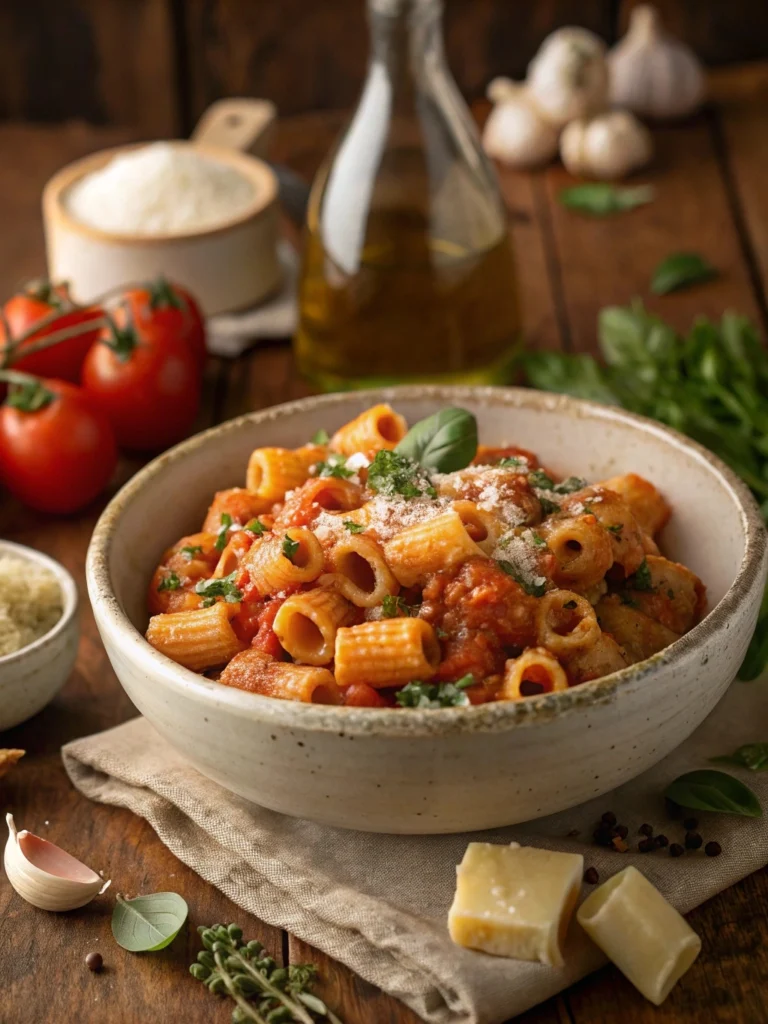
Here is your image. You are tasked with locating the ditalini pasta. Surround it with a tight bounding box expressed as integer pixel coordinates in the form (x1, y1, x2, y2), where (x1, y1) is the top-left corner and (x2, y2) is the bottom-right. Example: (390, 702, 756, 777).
(145, 403, 706, 707)
(577, 866, 701, 1005)
(448, 842, 583, 966)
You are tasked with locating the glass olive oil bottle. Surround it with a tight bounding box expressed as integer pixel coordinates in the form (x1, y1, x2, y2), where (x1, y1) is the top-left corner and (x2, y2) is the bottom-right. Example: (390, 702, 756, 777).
(294, 0, 520, 390)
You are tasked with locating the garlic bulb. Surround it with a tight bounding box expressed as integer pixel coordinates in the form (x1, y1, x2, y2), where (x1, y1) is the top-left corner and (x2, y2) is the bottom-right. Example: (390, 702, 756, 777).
(527, 28, 609, 127)
(560, 110, 653, 180)
(609, 5, 705, 119)
(4, 813, 111, 911)
(483, 80, 560, 168)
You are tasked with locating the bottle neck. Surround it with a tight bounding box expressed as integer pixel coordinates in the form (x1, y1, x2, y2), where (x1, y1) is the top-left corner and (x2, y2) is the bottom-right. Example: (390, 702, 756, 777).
(367, 0, 445, 85)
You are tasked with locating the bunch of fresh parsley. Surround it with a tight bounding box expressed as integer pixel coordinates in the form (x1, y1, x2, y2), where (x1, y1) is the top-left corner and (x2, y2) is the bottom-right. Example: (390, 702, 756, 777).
(521, 300, 768, 679)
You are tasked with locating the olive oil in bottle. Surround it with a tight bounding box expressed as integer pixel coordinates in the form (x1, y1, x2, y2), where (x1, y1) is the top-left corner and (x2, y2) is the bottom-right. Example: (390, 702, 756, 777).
(294, 0, 520, 390)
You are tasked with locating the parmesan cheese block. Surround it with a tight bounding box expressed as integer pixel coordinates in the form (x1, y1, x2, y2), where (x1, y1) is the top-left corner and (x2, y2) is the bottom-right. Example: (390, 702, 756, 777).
(448, 842, 583, 966)
(577, 866, 701, 1004)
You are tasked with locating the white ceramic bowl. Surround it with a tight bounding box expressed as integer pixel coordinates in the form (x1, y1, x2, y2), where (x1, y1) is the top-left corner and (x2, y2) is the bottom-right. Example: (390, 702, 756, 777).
(86, 387, 768, 833)
(0, 541, 79, 731)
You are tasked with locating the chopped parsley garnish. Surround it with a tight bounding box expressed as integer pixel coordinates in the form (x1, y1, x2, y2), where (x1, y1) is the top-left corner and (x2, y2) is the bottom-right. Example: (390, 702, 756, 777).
(528, 469, 555, 490)
(498, 456, 524, 468)
(315, 453, 353, 479)
(367, 450, 437, 499)
(179, 545, 203, 560)
(496, 560, 547, 597)
(282, 535, 300, 562)
(382, 594, 420, 618)
(157, 572, 181, 592)
(395, 675, 474, 709)
(606, 523, 623, 536)
(214, 513, 233, 551)
(245, 518, 267, 536)
(311, 428, 330, 445)
(628, 558, 654, 592)
(343, 520, 365, 534)
(553, 476, 587, 494)
(526, 530, 546, 547)
(194, 571, 242, 607)
(538, 496, 561, 515)
(436, 627, 449, 639)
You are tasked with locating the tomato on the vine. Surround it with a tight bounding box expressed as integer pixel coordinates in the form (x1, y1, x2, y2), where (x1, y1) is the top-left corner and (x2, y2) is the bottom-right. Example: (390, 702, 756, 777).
(0, 377, 117, 514)
(82, 305, 202, 451)
(118, 277, 206, 368)
(0, 280, 103, 382)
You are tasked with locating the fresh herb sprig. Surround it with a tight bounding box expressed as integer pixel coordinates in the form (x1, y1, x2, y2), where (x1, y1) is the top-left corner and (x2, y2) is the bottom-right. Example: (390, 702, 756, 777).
(521, 300, 768, 678)
(195, 571, 243, 607)
(381, 594, 420, 618)
(190, 923, 343, 1024)
(367, 450, 437, 499)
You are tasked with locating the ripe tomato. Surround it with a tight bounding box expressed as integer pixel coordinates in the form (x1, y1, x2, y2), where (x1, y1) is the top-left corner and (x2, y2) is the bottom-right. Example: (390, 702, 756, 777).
(0, 280, 103, 382)
(82, 307, 202, 451)
(0, 378, 117, 514)
(118, 277, 206, 368)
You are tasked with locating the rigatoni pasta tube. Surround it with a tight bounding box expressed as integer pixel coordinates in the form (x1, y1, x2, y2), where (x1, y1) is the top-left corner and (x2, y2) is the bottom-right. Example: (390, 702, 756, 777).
(220, 649, 341, 704)
(577, 866, 701, 1005)
(273, 588, 353, 665)
(245, 528, 324, 594)
(599, 473, 671, 537)
(328, 534, 398, 608)
(331, 403, 407, 456)
(335, 618, 440, 687)
(502, 647, 568, 700)
(450, 500, 503, 555)
(146, 602, 245, 672)
(384, 510, 485, 587)
(543, 514, 613, 589)
(535, 589, 600, 657)
(246, 445, 326, 502)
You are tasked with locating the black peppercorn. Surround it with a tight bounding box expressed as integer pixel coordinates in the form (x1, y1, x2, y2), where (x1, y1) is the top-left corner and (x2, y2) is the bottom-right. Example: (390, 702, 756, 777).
(638, 838, 654, 853)
(705, 841, 722, 858)
(654, 834, 669, 849)
(685, 831, 703, 850)
(583, 867, 600, 884)
(614, 824, 628, 839)
(639, 823, 654, 837)
(669, 843, 685, 858)
(683, 816, 699, 831)
(593, 826, 614, 847)
(85, 952, 103, 973)
(601, 811, 617, 827)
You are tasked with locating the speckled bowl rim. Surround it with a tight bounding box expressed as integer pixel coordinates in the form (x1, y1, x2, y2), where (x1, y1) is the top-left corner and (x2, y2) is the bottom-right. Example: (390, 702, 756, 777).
(0, 539, 79, 666)
(87, 385, 768, 737)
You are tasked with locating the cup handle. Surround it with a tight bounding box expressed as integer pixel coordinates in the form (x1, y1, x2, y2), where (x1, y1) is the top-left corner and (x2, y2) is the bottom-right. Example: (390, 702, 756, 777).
(191, 98, 277, 159)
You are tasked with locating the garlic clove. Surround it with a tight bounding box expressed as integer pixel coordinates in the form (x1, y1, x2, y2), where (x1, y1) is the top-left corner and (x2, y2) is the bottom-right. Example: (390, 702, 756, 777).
(560, 110, 653, 180)
(4, 813, 111, 912)
(608, 4, 706, 120)
(527, 27, 609, 127)
(482, 83, 560, 169)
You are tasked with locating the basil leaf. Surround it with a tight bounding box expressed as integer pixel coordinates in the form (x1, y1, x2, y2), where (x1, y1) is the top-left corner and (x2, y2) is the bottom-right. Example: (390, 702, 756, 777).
(711, 744, 768, 772)
(559, 183, 655, 217)
(395, 407, 478, 472)
(651, 252, 718, 296)
(665, 770, 762, 817)
(112, 892, 188, 952)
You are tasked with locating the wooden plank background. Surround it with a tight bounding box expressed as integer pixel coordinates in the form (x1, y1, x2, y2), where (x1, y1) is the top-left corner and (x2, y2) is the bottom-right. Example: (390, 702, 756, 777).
(1, 0, 767, 136)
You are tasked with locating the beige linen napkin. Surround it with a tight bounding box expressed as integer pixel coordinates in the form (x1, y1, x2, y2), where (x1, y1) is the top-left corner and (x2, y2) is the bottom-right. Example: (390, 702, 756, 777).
(62, 681, 768, 1024)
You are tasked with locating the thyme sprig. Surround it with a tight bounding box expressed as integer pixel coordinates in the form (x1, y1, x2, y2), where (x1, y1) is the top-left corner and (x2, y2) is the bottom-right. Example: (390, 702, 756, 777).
(190, 924, 343, 1024)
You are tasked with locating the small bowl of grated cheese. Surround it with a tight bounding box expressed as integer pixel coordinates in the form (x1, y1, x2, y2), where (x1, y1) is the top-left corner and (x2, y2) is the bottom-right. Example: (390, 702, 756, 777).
(0, 541, 79, 731)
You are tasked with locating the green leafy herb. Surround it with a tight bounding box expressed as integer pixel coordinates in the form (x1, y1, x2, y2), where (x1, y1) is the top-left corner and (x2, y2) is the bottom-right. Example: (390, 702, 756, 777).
(665, 769, 762, 817)
(559, 183, 655, 217)
(496, 560, 547, 597)
(528, 469, 555, 490)
(395, 407, 478, 472)
(382, 594, 420, 618)
(245, 518, 266, 536)
(190, 922, 344, 1023)
(195, 571, 243, 608)
(282, 535, 300, 563)
(606, 523, 623, 536)
(367, 450, 437, 499)
(651, 252, 718, 296)
(157, 572, 181, 592)
(620, 593, 638, 608)
(311, 428, 330, 445)
(315, 453, 353, 479)
(538, 496, 561, 515)
(112, 892, 188, 952)
(526, 530, 546, 547)
(553, 476, 587, 494)
(343, 520, 365, 534)
(498, 456, 524, 468)
(627, 558, 654, 592)
(711, 743, 768, 772)
(436, 627, 449, 639)
(180, 545, 203, 560)
(214, 512, 233, 552)
(396, 675, 474, 709)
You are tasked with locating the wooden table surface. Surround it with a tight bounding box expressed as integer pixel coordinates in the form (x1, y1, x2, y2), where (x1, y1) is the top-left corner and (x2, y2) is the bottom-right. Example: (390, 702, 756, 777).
(1, 64, 768, 1024)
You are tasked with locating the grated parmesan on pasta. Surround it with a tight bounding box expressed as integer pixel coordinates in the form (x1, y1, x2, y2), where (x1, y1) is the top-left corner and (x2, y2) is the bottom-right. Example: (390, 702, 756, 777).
(0, 554, 63, 657)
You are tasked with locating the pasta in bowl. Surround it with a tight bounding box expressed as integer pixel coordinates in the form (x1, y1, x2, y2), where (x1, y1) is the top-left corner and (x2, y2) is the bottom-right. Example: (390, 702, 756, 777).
(87, 387, 767, 833)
